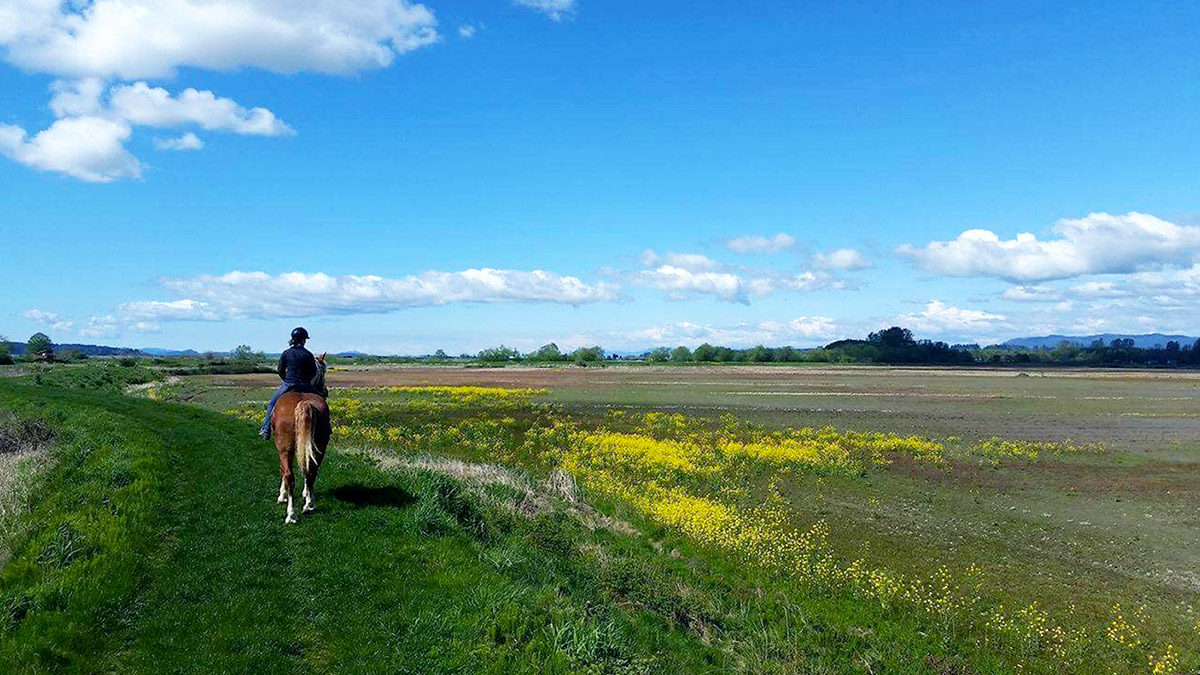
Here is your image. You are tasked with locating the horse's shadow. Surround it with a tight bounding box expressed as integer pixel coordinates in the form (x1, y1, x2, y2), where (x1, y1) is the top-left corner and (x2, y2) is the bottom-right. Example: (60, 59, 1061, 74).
(328, 484, 417, 509)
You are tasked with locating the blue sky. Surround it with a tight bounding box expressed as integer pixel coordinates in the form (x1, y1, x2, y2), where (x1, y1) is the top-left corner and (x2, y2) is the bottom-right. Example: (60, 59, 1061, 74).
(2, 0, 1200, 354)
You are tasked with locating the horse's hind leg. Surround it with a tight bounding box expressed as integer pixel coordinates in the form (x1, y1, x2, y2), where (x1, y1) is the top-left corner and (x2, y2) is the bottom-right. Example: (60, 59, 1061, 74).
(276, 442, 297, 524)
(302, 449, 322, 514)
(302, 468, 316, 514)
(284, 466, 297, 525)
(275, 442, 289, 503)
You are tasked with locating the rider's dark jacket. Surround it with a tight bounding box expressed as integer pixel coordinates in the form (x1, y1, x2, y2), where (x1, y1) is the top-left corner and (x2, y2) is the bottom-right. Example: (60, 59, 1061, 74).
(277, 346, 320, 394)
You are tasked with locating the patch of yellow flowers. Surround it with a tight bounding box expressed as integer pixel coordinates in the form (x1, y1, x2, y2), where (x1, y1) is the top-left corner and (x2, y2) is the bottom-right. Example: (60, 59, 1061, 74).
(972, 436, 1104, 463)
(223, 392, 1178, 673)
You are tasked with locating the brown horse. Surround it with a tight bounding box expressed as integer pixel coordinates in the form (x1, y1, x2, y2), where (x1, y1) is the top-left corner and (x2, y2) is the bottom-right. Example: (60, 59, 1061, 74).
(271, 353, 331, 524)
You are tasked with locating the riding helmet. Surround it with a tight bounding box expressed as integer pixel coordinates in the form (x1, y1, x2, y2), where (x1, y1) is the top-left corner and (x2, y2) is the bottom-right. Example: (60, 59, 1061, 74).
(291, 327, 310, 343)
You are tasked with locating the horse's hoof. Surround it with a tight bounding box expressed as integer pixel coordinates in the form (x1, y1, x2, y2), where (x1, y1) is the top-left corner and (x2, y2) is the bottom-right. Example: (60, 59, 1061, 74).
(302, 506, 315, 514)
(277, 495, 287, 504)
(285, 515, 297, 525)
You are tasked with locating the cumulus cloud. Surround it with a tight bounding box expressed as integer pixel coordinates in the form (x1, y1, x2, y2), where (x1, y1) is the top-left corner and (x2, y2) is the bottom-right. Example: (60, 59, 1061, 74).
(724, 233, 796, 254)
(112, 269, 622, 322)
(154, 132, 204, 152)
(630, 249, 847, 302)
(897, 212, 1200, 282)
(513, 0, 576, 21)
(629, 316, 840, 347)
(0, 0, 439, 79)
(20, 308, 73, 331)
(0, 1, 436, 180)
(632, 266, 751, 303)
(49, 77, 104, 116)
(1070, 281, 1128, 299)
(6, 80, 291, 179)
(458, 24, 478, 38)
(1001, 285, 1061, 302)
(118, 299, 222, 321)
(0, 116, 141, 182)
(895, 300, 1007, 334)
(109, 83, 294, 136)
(77, 314, 159, 339)
(638, 250, 721, 271)
(812, 248, 871, 271)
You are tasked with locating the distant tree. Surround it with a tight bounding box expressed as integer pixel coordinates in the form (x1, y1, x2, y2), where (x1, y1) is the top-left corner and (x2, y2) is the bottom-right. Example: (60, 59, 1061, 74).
(532, 343, 564, 362)
(670, 346, 693, 362)
(0, 336, 12, 366)
(646, 347, 671, 362)
(745, 345, 770, 362)
(571, 346, 604, 364)
(26, 332, 52, 360)
(60, 348, 87, 362)
(867, 327, 914, 349)
(692, 343, 718, 362)
(433, 349, 448, 360)
(231, 344, 258, 363)
(478, 345, 519, 362)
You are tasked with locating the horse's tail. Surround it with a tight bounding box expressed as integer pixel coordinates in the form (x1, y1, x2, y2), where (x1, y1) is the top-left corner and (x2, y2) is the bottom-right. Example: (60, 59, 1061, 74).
(294, 400, 318, 475)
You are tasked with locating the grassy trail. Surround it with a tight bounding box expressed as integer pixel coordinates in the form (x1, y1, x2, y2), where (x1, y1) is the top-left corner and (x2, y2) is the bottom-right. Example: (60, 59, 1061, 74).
(0, 383, 709, 674)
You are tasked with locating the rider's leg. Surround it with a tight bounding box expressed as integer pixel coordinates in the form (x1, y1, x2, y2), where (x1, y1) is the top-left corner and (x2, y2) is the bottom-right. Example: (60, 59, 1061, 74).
(260, 383, 289, 439)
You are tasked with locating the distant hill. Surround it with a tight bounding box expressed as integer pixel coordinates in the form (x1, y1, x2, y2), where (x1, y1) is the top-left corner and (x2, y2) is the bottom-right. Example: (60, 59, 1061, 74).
(7, 342, 143, 357)
(1002, 333, 1197, 350)
(139, 348, 204, 357)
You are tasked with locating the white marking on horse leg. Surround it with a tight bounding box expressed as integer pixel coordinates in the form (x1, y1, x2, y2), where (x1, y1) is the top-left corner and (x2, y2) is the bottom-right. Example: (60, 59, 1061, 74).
(277, 477, 288, 503)
(303, 483, 315, 514)
(285, 492, 297, 524)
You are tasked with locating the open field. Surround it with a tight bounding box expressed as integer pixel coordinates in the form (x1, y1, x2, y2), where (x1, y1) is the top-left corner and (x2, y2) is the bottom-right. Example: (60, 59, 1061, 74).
(1, 363, 1198, 673)
(204, 364, 1200, 450)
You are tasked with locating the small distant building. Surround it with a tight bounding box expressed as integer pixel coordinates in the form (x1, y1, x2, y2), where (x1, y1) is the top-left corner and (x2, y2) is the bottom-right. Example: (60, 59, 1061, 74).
(34, 350, 54, 362)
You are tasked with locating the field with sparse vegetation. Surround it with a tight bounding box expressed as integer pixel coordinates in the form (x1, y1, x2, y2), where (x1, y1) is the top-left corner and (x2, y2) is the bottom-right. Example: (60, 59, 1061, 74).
(0, 360, 1197, 673)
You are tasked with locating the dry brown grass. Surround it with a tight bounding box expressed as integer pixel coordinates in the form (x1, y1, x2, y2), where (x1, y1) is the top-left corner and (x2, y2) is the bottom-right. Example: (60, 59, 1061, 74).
(345, 445, 648, 541)
(0, 415, 55, 567)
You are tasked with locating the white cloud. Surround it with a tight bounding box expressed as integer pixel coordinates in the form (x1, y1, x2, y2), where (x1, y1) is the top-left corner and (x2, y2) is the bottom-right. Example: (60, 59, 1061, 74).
(813, 248, 871, 271)
(513, 0, 576, 21)
(724, 233, 796, 254)
(118, 299, 221, 321)
(154, 132, 204, 152)
(629, 316, 840, 347)
(118, 269, 622, 321)
(1001, 285, 1061, 302)
(109, 83, 293, 136)
(1, 1, 435, 180)
(632, 265, 750, 303)
(0, 116, 141, 182)
(0, 0, 439, 80)
(7, 80, 290, 180)
(897, 212, 1200, 282)
(638, 249, 721, 271)
(1070, 281, 1128, 298)
(458, 24, 478, 38)
(49, 77, 104, 116)
(20, 308, 73, 331)
(630, 250, 847, 302)
(895, 300, 1007, 335)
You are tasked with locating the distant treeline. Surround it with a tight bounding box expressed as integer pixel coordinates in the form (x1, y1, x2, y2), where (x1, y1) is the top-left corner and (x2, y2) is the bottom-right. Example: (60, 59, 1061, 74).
(460, 327, 1200, 368)
(6, 328, 1200, 370)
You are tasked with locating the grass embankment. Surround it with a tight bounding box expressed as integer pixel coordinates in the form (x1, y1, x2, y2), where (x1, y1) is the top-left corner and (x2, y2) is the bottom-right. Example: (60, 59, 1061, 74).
(4, 376, 1196, 674)
(0, 382, 716, 674)
(222, 385, 1197, 674)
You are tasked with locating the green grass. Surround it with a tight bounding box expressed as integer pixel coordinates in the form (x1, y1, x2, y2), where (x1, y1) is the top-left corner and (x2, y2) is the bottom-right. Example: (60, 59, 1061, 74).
(0, 382, 719, 674)
(5, 370, 1199, 674)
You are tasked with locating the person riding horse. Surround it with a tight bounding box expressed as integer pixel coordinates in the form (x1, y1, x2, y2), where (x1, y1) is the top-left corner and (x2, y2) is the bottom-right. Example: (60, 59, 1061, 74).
(260, 327, 328, 440)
